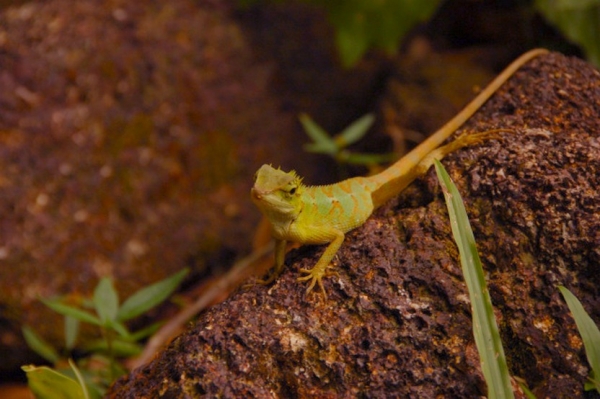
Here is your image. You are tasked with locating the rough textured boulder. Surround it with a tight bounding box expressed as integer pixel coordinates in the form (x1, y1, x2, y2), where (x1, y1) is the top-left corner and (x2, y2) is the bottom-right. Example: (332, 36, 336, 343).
(0, 0, 385, 374)
(108, 52, 600, 398)
(0, 0, 281, 372)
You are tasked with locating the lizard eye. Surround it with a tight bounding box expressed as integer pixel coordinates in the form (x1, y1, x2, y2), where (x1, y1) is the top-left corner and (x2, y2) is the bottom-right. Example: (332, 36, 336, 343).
(289, 187, 296, 195)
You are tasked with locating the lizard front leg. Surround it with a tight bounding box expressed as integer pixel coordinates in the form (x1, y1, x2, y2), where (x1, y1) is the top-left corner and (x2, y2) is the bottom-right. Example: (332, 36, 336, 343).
(297, 229, 344, 298)
(257, 239, 287, 285)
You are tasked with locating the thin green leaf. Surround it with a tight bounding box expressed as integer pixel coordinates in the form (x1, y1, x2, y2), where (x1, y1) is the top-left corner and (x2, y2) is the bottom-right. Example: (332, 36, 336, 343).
(40, 299, 102, 326)
(129, 321, 163, 341)
(51, 366, 104, 399)
(85, 338, 143, 357)
(335, 114, 375, 147)
(68, 359, 90, 399)
(435, 160, 513, 399)
(117, 268, 189, 321)
(516, 379, 538, 399)
(22, 326, 60, 364)
(559, 286, 600, 392)
(93, 277, 119, 324)
(41, 299, 102, 326)
(22, 364, 84, 399)
(585, 376, 600, 391)
(81, 380, 105, 399)
(80, 298, 96, 310)
(110, 319, 132, 338)
(56, 360, 107, 398)
(299, 113, 338, 154)
(64, 316, 79, 350)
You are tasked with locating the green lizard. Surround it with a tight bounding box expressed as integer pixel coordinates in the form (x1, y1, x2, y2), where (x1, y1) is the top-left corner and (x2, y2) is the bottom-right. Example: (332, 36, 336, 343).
(251, 48, 547, 296)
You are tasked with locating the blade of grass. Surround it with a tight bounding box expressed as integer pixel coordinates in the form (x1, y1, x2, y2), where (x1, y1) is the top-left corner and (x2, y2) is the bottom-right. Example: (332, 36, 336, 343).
(434, 159, 513, 399)
(68, 359, 90, 399)
(558, 286, 600, 392)
(515, 376, 538, 399)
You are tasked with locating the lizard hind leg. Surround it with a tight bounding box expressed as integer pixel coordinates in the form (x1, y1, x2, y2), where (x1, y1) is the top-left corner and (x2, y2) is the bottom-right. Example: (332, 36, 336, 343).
(415, 128, 513, 175)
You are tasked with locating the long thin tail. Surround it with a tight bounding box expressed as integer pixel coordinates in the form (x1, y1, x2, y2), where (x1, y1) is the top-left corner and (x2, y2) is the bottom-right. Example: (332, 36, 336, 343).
(370, 48, 548, 208)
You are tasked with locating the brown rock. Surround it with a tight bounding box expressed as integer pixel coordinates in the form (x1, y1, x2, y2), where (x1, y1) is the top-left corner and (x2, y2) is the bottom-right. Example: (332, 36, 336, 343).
(0, 0, 387, 375)
(108, 52, 600, 398)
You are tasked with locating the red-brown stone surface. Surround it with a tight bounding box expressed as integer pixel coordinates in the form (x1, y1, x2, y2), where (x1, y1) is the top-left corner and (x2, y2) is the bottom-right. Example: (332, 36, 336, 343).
(108, 52, 600, 398)
(0, 0, 385, 375)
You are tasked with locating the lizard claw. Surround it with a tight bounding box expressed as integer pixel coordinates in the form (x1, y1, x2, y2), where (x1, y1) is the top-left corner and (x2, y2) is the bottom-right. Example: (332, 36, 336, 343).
(255, 272, 278, 286)
(298, 265, 339, 299)
(243, 266, 282, 290)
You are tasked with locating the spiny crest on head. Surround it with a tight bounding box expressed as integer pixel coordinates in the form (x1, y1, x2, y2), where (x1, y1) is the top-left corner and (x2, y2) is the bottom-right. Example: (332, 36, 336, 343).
(284, 168, 303, 187)
(254, 164, 304, 192)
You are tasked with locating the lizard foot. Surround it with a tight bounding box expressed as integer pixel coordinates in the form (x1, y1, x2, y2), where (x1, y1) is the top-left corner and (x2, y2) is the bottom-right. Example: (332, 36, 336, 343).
(297, 266, 339, 299)
(243, 267, 282, 290)
(415, 128, 514, 176)
(254, 268, 281, 286)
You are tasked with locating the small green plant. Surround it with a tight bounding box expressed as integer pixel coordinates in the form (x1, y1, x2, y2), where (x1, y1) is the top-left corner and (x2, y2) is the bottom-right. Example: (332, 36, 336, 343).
(22, 269, 189, 398)
(300, 113, 395, 168)
(536, 0, 600, 67)
(434, 159, 514, 398)
(317, 0, 442, 67)
(559, 285, 600, 393)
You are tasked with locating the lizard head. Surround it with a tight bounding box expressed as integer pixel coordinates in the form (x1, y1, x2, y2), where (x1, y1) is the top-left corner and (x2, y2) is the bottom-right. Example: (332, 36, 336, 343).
(251, 164, 304, 224)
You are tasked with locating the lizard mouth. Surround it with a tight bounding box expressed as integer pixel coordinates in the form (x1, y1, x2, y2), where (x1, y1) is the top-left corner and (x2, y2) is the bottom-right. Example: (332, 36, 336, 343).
(250, 188, 262, 201)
